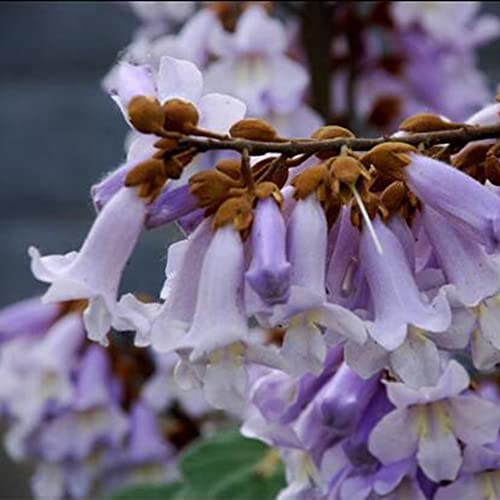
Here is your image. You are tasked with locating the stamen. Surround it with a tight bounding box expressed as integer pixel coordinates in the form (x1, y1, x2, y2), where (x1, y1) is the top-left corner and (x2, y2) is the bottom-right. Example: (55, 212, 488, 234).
(350, 184, 383, 255)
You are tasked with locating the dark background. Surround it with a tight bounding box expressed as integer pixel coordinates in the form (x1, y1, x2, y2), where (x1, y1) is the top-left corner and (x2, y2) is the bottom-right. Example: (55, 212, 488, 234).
(1, 2, 500, 498)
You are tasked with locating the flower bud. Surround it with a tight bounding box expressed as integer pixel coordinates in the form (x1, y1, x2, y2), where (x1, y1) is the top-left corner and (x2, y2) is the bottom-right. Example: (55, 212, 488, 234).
(311, 125, 355, 159)
(399, 112, 463, 133)
(127, 96, 165, 134)
(212, 196, 253, 232)
(189, 170, 239, 208)
(163, 98, 199, 133)
(291, 163, 329, 200)
(215, 158, 242, 181)
(125, 159, 165, 187)
(331, 156, 368, 185)
(380, 181, 406, 213)
(229, 119, 278, 141)
(360, 142, 416, 180)
(255, 182, 283, 206)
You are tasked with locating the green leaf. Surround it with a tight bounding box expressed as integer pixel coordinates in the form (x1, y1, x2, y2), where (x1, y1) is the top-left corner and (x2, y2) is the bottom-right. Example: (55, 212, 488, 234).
(107, 481, 183, 500)
(179, 430, 286, 500)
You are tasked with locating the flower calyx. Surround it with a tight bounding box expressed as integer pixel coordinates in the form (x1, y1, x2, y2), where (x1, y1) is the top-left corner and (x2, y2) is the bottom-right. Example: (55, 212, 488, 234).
(212, 195, 254, 234)
(229, 118, 279, 141)
(360, 142, 416, 180)
(291, 162, 329, 201)
(127, 96, 166, 135)
(311, 125, 355, 159)
(125, 158, 169, 199)
(398, 112, 465, 133)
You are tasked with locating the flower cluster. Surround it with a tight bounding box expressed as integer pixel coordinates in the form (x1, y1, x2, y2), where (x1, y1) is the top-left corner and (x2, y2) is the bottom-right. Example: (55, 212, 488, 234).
(0, 298, 209, 499)
(3, 2, 500, 499)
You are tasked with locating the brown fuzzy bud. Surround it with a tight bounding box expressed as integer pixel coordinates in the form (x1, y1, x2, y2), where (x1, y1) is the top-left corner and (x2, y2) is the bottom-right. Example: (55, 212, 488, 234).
(230, 119, 278, 141)
(255, 182, 283, 206)
(331, 156, 369, 185)
(215, 158, 242, 181)
(311, 126, 355, 159)
(163, 158, 184, 180)
(212, 196, 253, 231)
(360, 142, 416, 180)
(163, 98, 199, 133)
(291, 163, 329, 200)
(381, 181, 406, 213)
(452, 142, 491, 170)
(189, 170, 239, 208)
(125, 159, 165, 187)
(399, 113, 464, 133)
(128, 96, 166, 134)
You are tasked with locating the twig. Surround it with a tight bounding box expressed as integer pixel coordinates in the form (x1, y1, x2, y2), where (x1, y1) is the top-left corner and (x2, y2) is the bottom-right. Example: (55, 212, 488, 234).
(170, 124, 500, 157)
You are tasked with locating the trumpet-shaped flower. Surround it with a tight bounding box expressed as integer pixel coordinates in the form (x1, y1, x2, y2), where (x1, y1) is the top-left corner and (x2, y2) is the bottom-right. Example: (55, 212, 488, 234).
(29, 187, 147, 346)
(369, 361, 500, 482)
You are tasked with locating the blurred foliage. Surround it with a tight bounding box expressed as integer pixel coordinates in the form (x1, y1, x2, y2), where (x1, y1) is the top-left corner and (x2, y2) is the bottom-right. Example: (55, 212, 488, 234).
(108, 430, 286, 500)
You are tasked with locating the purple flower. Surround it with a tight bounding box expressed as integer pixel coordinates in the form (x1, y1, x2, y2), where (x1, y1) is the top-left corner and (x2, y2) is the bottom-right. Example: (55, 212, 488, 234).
(359, 216, 450, 352)
(29, 187, 147, 346)
(204, 6, 308, 116)
(0, 297, 60, 343)
(405, 154, 500, 252)
(422, 205, 500, 306)
(246, 197, 291, 305)
(109, 56, 246, 135)
(369, 360, 500, 482)
(271, 195, 367, 377)
(435, 441, 500, 499)
(0, 313, 84, 428)
(36, 346, 128, 462)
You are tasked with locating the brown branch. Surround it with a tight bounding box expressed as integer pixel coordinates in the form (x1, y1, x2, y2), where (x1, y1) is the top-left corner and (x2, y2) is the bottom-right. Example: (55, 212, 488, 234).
(172, 124, 500, 157)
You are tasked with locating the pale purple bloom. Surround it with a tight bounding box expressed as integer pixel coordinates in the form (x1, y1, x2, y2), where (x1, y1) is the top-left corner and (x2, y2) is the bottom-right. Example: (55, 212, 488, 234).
(108, 56, 246, 135)
(246, 197, 291, 305)
(392, 2, 500, 48)
(325, 205, 363, 310)
(0, 313, 84, 428)
(435, 441, 500, 499)
(29, 187, 147, 346)
(405, 154, 500, 251)
(0, 297, 60, 342)
(359, 216, 451, 352)
(126, 9, 218, 68)
(369, 360, 500, 482)
(36, 346, 128, 462)
(422, 205, 500, 306)
(150, 218, 213, 351)
(204, 6, 308, 116)
(273, 194, 367, 376)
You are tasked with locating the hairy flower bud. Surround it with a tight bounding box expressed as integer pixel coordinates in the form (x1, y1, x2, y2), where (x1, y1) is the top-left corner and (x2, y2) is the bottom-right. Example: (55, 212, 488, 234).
(125, 159, 165, 187)
(229, 119, 278, 141)
(291, 163, 329, 200)
(255, 182, 283, 206)
(212, 196, 253, 232)
(127, 96, 166, 134)
(189, 170, 239, 208)
(331, 156, 368, 185)
(311, 125, 355, 159)
(360, 142, 416, 180)
(215, 158, 242, 181)
(163, 98, 199, 133)
(380, 181, 406, 213)
(399, 113, 464, 133)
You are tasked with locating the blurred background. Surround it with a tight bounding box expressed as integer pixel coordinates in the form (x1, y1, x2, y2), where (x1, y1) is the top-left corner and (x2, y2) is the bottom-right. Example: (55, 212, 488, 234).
(1, 2, 500, 497)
